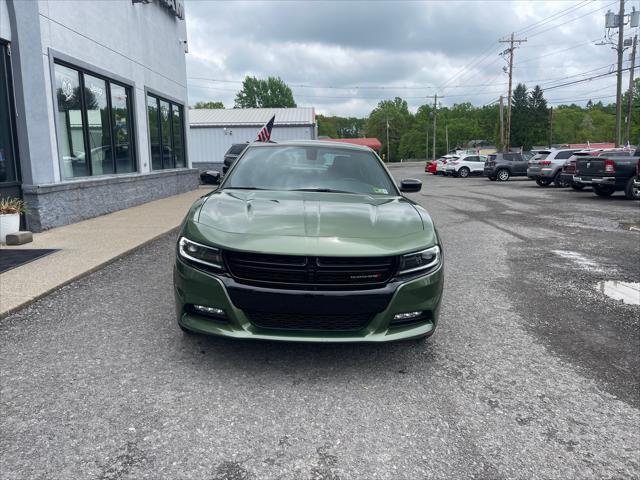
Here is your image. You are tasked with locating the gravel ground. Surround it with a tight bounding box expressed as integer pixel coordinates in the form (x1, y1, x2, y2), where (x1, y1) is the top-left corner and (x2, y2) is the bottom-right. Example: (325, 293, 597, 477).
(1, 167, 639, 479)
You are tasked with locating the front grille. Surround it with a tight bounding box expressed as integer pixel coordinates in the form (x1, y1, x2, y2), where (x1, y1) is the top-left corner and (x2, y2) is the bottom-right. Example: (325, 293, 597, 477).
(224, 251, 396, 289)
(247, 311, 372, 331)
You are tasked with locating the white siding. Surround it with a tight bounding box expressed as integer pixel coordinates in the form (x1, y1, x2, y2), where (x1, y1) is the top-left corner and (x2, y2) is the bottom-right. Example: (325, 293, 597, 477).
(189, 125, 314, 165)
(0, 0, 10, 41)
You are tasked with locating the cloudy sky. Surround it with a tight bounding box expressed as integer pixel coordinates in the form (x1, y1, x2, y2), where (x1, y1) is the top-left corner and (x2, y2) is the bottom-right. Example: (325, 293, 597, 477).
(184, 0, 640, 116)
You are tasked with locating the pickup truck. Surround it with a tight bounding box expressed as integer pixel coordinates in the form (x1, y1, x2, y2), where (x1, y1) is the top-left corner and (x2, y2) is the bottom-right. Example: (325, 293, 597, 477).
(574, 148, 640, 200)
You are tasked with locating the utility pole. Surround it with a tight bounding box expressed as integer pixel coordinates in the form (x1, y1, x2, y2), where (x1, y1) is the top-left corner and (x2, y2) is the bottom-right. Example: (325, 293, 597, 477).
(499, 33, 527, 151)
(615, 0, 626, 147)
(445, 124, 449, 153)
(386, 117, 390, 162)
(625, 35, 637, 145)
(549, 107, 554, 147)
(499, 95, 504, 150)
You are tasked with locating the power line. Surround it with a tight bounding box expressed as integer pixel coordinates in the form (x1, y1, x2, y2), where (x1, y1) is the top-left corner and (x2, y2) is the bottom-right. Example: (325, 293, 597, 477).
(543, 64, 639, 91)
(547, 94, 616, 104)
(514, 38, 600, 65)
(515, 0, 593, 36)
(526, 0, 620, 40)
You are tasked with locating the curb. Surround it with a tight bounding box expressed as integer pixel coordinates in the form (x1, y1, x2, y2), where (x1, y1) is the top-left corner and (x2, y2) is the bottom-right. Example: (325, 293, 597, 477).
(0, 226, 180, 319)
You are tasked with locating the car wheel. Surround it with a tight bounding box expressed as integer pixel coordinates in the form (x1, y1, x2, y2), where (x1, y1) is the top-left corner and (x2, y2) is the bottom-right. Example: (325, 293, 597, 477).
(624, 176, 640, 200)
(536, 178, 552, 187)
(488, 176, 497, 181)
(593, 184, 615, 197)
(458, 167, 470, 178)
(496, 169, 510, 181)
(553, 172, 569, 188)
(571, 183, 585, 191)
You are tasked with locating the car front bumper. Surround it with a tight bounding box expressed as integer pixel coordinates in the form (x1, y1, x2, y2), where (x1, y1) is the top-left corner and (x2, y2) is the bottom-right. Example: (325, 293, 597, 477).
(174, 257, 444, 342)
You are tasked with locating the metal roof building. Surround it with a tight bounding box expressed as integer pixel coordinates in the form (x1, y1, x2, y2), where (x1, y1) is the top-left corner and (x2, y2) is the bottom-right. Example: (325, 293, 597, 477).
(189, 107, 317, 168)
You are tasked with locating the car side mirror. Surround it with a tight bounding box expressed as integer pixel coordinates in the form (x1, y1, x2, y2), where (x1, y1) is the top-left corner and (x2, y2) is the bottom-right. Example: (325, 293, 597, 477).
(200, 170, 221, 185)
(400, 178, 422, 193)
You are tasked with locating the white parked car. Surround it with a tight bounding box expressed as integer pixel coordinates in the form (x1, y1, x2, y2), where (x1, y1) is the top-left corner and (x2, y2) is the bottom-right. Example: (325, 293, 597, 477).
(445, 154, 488, 178)
(436, 155, 459, 175)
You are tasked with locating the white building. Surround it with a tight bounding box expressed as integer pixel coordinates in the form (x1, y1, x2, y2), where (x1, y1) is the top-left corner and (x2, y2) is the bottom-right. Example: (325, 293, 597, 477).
(0, 0, 198, 231)
(189, 108, 317, 170)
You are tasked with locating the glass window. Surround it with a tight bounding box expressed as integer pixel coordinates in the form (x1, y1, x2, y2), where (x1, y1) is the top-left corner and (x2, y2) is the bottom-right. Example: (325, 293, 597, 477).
(147, 93, 186, 170)
(54, 62, 135, 179)
(84, 75, 113, 175)
(0, 43, 18, 185)
(160, 100, 172, 168)
(225, 145, 397, 196)
(172, 105, 185, 168)
(556, 150, 576, 160)
(111, 84, 134, 173)
(55, 64, 87, 178)
(147, 95, 162, 170)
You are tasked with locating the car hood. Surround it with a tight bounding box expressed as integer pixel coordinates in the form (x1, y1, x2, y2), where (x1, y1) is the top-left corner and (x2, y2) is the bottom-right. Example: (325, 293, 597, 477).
(186, 190, 436, 257)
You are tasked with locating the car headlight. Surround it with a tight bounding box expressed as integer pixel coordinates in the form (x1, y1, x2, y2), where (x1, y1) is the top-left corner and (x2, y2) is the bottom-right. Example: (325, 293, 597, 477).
(178, 237, 224, 270)
(398, 245, 441, 275)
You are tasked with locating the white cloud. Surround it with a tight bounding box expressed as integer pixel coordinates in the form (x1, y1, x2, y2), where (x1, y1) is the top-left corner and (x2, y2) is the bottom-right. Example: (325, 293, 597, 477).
(184, 0, 638, 115)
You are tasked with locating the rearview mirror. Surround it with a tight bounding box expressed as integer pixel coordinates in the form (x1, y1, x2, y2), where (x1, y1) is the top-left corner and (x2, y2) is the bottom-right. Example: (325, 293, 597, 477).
(200, 170, 221, 185)
(400, 178, 422, 193)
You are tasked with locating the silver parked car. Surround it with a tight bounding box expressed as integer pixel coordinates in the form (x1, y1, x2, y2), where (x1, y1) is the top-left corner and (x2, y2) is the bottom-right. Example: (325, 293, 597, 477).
(527, 149, 579, 187)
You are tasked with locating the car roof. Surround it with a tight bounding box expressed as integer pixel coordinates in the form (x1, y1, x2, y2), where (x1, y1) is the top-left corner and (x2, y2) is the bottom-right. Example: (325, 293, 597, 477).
(248, 139, 374, 152)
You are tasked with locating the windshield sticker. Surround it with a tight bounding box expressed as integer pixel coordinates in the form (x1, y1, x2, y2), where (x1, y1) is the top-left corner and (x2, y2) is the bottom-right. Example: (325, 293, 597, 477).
(373, 187, 388, 194)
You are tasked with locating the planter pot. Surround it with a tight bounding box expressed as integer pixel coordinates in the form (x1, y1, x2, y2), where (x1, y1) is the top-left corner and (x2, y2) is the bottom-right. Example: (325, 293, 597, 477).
(0, 213, 20, 243)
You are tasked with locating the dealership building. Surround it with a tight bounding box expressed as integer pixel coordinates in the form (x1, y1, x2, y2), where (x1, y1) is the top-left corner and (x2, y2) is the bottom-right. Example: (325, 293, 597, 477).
(0, 0, 198, 231)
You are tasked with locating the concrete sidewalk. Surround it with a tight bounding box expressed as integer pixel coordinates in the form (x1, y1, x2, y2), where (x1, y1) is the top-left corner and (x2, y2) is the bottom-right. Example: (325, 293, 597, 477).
(0, 187, 212, 318)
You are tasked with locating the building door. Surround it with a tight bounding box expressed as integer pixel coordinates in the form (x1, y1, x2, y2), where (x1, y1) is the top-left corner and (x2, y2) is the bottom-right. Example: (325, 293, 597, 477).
(0, 41, 21, 199)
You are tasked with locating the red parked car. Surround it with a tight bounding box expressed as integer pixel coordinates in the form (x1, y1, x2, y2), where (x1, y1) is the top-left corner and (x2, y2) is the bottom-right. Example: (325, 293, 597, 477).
(425, 160, 437, 175)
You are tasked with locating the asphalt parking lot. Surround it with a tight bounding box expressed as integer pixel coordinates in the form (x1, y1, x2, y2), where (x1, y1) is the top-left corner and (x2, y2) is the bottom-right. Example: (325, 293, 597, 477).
(1, 165, 639, 479)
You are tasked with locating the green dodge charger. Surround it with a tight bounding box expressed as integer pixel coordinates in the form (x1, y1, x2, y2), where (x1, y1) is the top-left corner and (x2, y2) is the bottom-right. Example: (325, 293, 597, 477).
(174, 140, 444, 342)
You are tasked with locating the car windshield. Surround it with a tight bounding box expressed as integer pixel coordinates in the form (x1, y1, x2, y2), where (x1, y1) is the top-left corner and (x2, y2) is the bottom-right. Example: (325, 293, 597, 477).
(224, 145, 398, 195)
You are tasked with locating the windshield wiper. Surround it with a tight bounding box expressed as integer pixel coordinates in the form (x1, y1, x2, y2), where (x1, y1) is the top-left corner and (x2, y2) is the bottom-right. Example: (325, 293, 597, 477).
(289, 188, 354, 194)
(224, 186, 268, 190)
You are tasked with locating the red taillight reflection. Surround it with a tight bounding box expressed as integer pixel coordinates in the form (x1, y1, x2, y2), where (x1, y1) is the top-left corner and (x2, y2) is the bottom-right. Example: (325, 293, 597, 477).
(540, 160, 552, 166)
(604, 159, 615, 173)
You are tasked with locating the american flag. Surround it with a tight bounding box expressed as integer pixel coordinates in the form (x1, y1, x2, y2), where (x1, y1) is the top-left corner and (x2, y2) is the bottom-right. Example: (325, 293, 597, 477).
(256, 115, 275, 142)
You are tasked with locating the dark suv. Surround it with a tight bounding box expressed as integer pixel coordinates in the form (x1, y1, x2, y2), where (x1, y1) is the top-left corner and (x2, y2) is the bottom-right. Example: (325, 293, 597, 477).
(222, 143, 249, 174)
(483, 152, 528, 181)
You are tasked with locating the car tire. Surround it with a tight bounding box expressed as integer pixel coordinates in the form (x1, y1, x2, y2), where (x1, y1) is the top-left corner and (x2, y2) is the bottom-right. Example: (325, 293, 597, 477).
(553, 171, 569, 188)
(571, 183, 585, 191)
(536, 178, 552, 187)
(624, 176, 640, 200)
(593, 184, 615, 197)
(488, 176, 497, 181)
(496, 169, 510, 181)
(458, 167, 470, 178)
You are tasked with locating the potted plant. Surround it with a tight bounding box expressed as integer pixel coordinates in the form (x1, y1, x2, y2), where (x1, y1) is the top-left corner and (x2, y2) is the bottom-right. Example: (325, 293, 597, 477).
(0, 197, 25, 243)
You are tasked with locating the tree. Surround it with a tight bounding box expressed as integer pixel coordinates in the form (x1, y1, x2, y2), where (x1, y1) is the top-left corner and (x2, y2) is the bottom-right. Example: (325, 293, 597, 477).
(510, 83, 530, 149)
(528, 85, 549, 146)
(364, 97, 413, 161)
(234, 76, 296, 108)
(193, 101, 224, 109)
(317, 115, 366, 138)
